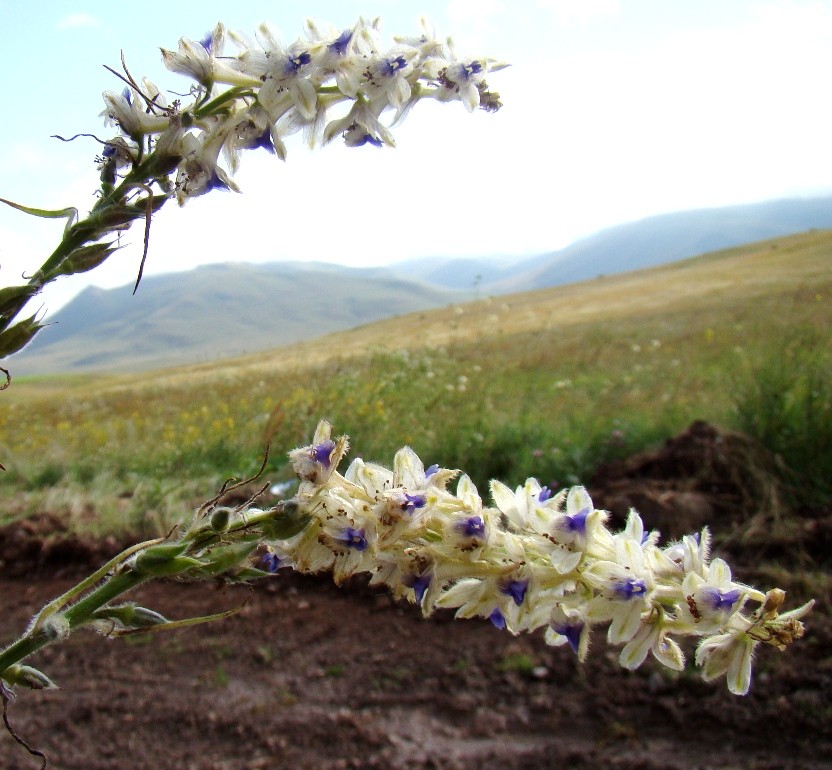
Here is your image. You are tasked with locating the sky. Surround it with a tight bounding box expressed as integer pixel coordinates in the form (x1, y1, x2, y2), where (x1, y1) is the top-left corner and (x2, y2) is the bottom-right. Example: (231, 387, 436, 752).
(1, 0, 831, 316)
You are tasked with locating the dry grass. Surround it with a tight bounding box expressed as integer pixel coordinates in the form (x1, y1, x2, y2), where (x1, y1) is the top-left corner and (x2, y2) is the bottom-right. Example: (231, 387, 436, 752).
(1, 230, 830, 537)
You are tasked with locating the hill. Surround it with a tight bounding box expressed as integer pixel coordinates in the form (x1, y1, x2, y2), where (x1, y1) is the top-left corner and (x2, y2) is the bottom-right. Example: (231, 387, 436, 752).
(10, 262, 459, 375)
(391, 196, 832, 293)
(9, 195, 832, 376)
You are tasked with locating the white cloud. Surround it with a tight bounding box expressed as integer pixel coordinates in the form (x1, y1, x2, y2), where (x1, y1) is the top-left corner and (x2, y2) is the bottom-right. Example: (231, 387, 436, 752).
(536, 0, 620, 26)
(446, 0, 504, 21)
(57, 13, 101, 30)
(444, 0, 505, 49)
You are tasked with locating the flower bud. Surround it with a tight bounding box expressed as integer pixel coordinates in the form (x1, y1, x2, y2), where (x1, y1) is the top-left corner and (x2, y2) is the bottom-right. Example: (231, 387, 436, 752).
(189, 541, 257, 577)
(210, 507, 231, 532)
(0, 285, 40, 332)
(47, 242, 119, 279)
(91, 603, 169, 629)
(0, 314, 45, 357)
(2, 664, 58, 690)
(133, 541, 202, 576)
(261, 500, 310, 540)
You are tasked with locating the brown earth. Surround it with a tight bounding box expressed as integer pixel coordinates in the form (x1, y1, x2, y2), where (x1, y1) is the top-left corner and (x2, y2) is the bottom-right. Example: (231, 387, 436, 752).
(1, 422, 830, 770)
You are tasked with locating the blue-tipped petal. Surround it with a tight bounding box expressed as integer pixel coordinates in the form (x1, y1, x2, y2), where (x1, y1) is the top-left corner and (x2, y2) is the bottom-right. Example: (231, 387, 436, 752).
(701, 587, 741, 612)
(501, 579, 529, 607)
(313, 440, 336, 468)
(459, 516, 486, 539)
(338, 527, 368, 551)
(403, 573, 431, 604)
(329, 29, 352, 56)
(565, 507, 590, 535)
(206, 169, 232, 193)
(379, 55, 408, 76)
(402, 493, 427, 514)
(287, 51, 312, 73)
(614, 577, 647, 600)
(553, 621, 584, 654)
(489, 609, 506, 630)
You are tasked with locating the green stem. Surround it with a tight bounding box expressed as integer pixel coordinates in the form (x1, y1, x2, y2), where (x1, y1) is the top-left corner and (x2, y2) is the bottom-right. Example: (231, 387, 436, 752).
(29, 537, 163, 634)
(32, 173, 139, 281)
(0, 570, 147, 679)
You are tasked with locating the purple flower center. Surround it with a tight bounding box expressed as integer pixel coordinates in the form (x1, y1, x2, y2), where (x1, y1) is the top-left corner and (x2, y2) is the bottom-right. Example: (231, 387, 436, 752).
(459, 515, 486, 540)
(500, 579, 529, 606)
(614, 577, 647, 600)
(380, 55, 408, 76)
(402, 493, 427, 514)
(251, 127, 275, 154)
(287, 51, 312, 73)
(465, 61, 483, 77)
(403, 573, 431, 603)
(345, 126, 383, 147)
(561, 506, 589, 536)
(312, 440, 336, 468)
(553, 621, 583, 654)
(329, 29, 352, 56)
(700, 587, 741, 612)
(206, 169, 231, 193)
(489, 609, 506, 630)
(337, 527, 368, 551)
(263, 552, 283, 573)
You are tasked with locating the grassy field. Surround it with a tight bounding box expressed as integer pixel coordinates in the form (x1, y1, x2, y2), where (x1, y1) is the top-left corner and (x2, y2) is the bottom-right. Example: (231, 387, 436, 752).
(1, 230, 830, 538)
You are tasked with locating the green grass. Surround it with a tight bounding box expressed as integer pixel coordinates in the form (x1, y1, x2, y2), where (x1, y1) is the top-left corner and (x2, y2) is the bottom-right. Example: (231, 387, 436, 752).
(1, 230, 830, 538)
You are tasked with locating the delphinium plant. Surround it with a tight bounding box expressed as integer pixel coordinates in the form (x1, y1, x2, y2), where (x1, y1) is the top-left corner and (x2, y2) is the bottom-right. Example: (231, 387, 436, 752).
(0, 15, 814, 769)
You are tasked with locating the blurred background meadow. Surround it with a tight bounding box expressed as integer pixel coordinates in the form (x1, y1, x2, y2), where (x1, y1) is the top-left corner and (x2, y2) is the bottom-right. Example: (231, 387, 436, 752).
(1, 228, 829, 541)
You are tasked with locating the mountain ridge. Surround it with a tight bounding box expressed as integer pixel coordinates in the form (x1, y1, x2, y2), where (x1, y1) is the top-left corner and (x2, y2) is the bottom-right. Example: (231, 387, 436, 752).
(10, 195, 832, 375)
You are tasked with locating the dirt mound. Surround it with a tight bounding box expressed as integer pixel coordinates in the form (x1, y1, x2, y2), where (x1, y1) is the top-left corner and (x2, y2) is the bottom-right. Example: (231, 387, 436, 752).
(0, 513, 125, 580)
(589, 421, 832, 571)
(1, 422, 830, 769)
(589, 420, 775, 535)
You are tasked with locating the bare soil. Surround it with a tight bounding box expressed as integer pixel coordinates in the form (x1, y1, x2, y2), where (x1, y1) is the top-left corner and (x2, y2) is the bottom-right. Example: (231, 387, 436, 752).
(2, 422, 830, 770)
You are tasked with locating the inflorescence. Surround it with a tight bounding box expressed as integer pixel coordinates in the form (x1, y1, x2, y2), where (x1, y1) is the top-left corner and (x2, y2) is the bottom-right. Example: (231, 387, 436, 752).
(268, 421, 814, 695)
(100, 17, 506, 205)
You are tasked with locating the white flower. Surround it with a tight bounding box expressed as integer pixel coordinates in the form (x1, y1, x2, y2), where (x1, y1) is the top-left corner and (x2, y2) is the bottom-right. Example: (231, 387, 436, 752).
(263, 417, 811, 696)
(696, 629, 756, 695)
(490, 477, 564, 533)
(288, 420, 349, 486)
(619, 611, 685, 671)
(102, 86, 171, 139)
(161, 23, 259, 88)
(255, 25, 320, 122)
(393, 17, 447, 60)
(222, 104, 284, 170)
(174, 124, 241, 205)
(584, 534, 655, 644)
(323, 97, 396, 147)
(682, 557, 764, 632)
(545, 606, 591, 660)
(304, 19, 374, 97)
(365, 48, 418, 109)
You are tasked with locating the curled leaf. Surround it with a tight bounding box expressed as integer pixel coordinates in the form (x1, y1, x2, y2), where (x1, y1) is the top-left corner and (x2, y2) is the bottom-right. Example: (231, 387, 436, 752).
(0, 197, 78, 237)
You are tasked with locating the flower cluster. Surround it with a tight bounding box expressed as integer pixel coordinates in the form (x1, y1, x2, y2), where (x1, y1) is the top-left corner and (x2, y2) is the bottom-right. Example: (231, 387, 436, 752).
(100, 17, 506, 205)
(268, 421, 814, 695)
